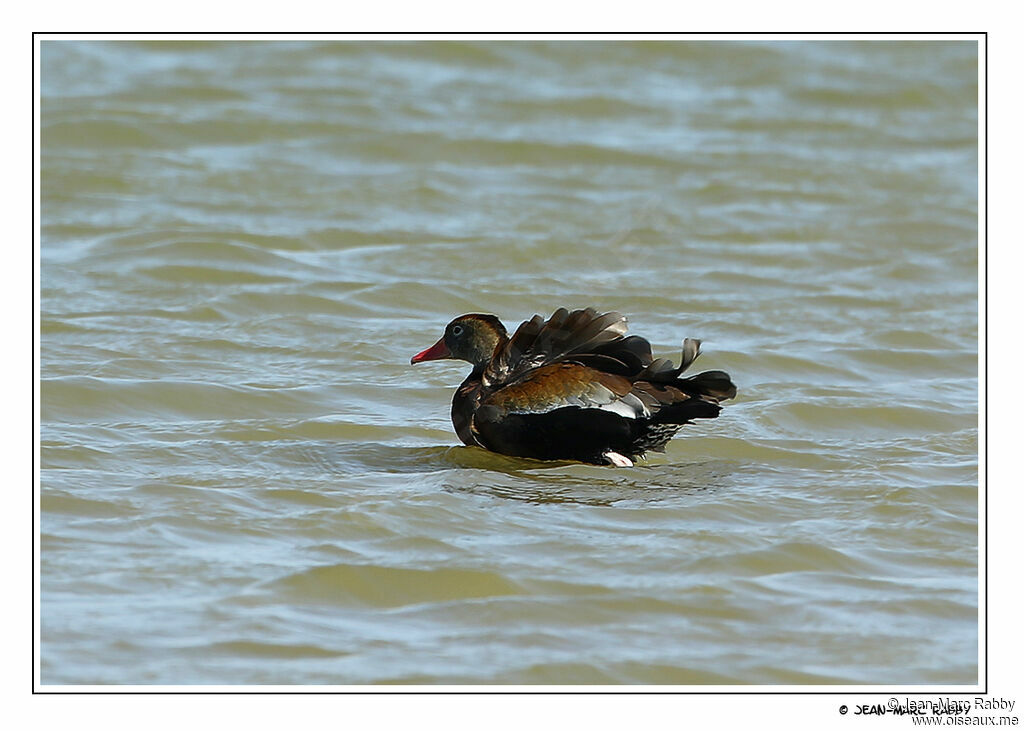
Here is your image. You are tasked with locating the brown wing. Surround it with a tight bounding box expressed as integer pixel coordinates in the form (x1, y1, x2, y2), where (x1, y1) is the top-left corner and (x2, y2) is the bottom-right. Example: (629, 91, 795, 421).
(481, 363, 640, 416)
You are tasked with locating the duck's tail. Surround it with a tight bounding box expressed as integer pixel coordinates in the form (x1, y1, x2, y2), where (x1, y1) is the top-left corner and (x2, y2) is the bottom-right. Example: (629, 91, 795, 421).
(680, 369, 737, 402)
(648, 394, 723, 425)
(638, 337, 737, 405)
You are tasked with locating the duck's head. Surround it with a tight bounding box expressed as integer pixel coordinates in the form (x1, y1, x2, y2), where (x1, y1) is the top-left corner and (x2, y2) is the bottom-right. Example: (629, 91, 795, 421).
(410, 313, 507, 368)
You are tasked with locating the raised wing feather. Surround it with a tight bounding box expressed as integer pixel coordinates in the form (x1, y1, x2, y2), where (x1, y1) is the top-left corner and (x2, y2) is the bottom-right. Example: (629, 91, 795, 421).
(484, 308, 630, 386)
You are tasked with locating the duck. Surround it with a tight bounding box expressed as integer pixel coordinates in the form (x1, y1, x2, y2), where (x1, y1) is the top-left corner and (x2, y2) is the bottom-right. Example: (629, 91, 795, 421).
(410, 307, 736, 466)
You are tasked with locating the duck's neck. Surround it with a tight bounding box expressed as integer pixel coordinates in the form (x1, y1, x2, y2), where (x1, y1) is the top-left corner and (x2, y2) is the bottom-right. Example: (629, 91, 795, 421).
(451, 338, 507, 447)
(451, 365, 487, 447)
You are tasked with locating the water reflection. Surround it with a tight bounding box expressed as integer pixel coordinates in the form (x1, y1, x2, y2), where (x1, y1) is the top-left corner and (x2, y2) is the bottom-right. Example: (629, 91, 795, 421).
(296, 440, 736, 505)
(444, 460, 734, 506)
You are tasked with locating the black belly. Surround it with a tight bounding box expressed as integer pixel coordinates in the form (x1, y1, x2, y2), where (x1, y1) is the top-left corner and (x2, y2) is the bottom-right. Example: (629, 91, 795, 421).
(473, 406, 636, 464)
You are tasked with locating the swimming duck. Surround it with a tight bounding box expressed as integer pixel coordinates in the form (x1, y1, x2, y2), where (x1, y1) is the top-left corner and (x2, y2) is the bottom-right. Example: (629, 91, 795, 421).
(411, 307, 736, 466)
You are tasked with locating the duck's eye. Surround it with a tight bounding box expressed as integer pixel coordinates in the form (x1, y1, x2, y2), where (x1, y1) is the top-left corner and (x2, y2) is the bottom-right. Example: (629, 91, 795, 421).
(451, 325, 464, 337)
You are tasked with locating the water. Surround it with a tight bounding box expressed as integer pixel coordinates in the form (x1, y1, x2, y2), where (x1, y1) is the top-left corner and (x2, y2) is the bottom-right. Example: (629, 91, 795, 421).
(39, 39, 979, 685)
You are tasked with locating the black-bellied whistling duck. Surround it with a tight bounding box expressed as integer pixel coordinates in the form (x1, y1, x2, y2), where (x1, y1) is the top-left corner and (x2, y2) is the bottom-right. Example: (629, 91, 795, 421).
(410, 307, 736, 466)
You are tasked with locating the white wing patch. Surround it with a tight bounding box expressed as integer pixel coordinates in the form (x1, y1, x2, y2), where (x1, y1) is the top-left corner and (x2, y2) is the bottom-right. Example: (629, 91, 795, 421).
(596, 392, 649, 419)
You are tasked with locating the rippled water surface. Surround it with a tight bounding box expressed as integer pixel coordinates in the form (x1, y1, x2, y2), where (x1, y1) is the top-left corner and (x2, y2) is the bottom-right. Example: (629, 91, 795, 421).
(39, 39, 979, 685)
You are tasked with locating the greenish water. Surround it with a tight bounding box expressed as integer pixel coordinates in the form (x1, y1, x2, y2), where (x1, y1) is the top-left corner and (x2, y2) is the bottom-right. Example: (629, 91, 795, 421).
(40, 40, 978, 685)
